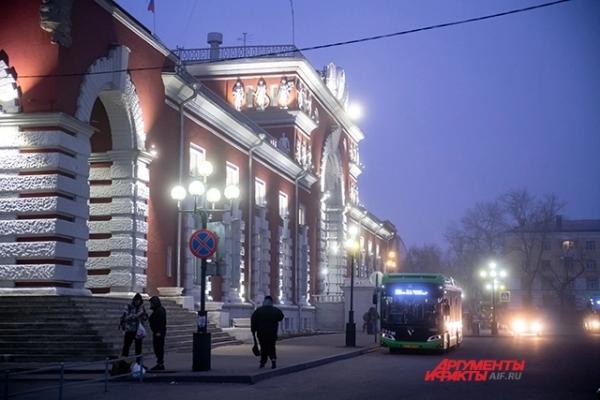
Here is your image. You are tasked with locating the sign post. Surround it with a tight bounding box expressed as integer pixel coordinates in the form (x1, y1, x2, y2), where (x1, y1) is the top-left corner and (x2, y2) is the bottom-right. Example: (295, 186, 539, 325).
(189, 227, 219, 372)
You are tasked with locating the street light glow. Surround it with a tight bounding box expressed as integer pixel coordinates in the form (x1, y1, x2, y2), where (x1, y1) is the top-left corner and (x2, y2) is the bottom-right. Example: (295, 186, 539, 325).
(489, 261, 497, 269)
(388, 251, 396, 258)
(206, 188, 221, 203)
(188, 180, 206, 196)
(480, 270, 487, 278)
(500, 270, 507, 278)
(347, 102, 363, 121)
(197, 160, 214, 177)
(485, 283, 492, 290)
(170, 185, 186, 201)
(490, 270, 497, 277)
(345, 238, 359, 251)
(224, 185, 240, 200)
(348, 225, 359, 237)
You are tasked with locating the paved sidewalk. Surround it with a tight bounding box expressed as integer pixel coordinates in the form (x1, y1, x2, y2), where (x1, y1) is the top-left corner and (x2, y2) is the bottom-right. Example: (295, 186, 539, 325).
(2, 332, 379, 384)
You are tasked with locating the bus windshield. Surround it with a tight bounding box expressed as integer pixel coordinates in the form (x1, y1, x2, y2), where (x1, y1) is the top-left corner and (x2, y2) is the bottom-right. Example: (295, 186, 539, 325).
(381, 283, 441, 326)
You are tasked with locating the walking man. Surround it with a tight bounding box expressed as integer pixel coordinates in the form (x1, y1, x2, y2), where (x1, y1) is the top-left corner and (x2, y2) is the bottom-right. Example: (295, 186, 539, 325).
(149, 296, 167, 371)
(251, 295, 284, 369)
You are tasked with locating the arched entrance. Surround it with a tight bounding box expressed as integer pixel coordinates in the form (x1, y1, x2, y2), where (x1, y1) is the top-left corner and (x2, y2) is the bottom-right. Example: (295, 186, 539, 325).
(75, 46, 150, 296)
(318, 128, 346, 297)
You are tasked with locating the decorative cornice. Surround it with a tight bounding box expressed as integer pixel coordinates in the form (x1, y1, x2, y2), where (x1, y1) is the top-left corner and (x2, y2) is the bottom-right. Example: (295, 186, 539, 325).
(347, 205, 395, 240)
(0, 112, 94, 137)
(186, 59, 365, 143)
(162, 73, 317, 189)
(242, 109, 317, 136)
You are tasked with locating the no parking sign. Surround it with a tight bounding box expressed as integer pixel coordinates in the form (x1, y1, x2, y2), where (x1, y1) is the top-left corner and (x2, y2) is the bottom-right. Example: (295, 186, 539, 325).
(189, 229, 219, 259)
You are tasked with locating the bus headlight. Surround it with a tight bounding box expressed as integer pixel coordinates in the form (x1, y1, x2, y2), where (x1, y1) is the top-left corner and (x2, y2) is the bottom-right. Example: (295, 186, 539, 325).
(427, 335, 442, 342)
(381, 329, 395, 340)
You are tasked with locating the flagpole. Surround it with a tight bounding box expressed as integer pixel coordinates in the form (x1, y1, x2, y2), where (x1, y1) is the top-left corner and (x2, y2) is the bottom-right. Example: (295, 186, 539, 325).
(153, 0, 156, 35)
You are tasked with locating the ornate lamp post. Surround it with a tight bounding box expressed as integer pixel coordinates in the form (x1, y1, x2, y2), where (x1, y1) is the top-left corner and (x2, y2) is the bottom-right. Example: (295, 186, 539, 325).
(170, 160, 240, 371)
(479, 261, 507, 336)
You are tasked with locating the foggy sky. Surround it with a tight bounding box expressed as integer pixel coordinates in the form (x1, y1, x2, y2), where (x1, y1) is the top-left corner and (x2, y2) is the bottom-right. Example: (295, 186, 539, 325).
(116, 0, 600, 248)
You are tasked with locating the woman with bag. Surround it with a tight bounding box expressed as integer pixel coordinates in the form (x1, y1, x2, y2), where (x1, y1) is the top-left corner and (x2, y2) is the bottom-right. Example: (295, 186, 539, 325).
(119, 293, 148, 364)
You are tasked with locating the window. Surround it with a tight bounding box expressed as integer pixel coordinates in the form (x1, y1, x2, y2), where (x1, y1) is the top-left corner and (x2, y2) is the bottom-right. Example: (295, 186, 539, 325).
(279, 192, 289, 218)
(226, 162, 239, 186)
(586, 241, 596, 251)
(586, 278, 599, 290)
(542, 241, 551, 251)
(298, 204, 306, 225)
(562, 240, 575, 251)
(586, 260, 597, 272)
(255, 178, 266, 206)
(189, 144, 206, 177)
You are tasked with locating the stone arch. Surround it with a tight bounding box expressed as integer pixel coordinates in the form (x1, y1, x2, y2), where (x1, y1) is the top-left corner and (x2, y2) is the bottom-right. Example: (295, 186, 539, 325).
(75, 45, 150, 296)
(318, 127, 346, 297)
(75, 46, 145, 151)
(0, 50, 22, 114)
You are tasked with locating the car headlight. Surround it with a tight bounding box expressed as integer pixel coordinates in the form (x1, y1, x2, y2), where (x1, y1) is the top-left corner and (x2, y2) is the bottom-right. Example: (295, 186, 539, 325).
(530, 321, 542, 333)
(591, 319, 600, 329)
(512, 319, 526, 333)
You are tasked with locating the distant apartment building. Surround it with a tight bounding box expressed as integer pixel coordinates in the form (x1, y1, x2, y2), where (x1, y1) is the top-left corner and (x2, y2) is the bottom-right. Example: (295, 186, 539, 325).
(506, 217, 600, 310)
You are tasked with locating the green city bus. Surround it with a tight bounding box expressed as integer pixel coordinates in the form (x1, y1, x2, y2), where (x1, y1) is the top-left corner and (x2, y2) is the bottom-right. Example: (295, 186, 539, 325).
(379, 273, 463, 352)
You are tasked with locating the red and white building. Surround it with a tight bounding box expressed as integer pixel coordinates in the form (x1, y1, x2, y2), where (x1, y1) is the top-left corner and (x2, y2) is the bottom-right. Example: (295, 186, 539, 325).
(0, 0, 404, 331)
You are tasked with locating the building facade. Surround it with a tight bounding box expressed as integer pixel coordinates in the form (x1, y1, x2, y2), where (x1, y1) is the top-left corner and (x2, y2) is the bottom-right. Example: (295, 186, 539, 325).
(506, 218, 600, 310)
(0, 0, 403, 331)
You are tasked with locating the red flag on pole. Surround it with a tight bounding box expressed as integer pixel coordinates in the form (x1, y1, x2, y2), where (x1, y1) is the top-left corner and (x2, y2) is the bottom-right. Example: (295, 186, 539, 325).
(147, 0, 155, 13)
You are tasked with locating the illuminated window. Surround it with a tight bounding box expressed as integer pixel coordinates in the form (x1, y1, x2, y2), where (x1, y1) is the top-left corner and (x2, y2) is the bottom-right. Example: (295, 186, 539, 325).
(226, 162, 239, 186)
(298, 204, 306, 225)
(189, 144, 206, 177)
(255, 178, 266, 206)
(562, 240, 575, 251)
(279, 192, 289, 218)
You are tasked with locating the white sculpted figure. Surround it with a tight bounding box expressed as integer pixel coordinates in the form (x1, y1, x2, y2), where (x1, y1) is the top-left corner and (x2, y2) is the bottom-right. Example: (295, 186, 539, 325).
(277, 132, 291, 154)
(232, 79, 245, 111)
(254, 78, 270, 111)
(277, 77, 293, 109)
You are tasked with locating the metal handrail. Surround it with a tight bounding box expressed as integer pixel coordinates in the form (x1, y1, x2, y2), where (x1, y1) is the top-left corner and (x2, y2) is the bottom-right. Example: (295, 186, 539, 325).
(3, 354, 144, 400)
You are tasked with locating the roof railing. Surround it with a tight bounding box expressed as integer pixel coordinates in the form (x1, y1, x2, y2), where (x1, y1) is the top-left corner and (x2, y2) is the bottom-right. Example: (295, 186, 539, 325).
(173, 45, 303, 63)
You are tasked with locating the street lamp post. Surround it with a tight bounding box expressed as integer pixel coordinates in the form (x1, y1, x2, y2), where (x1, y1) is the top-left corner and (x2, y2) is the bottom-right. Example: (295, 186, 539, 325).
(345, 227, 359, 347)
(480, 262, 507, 337)
(170, 160, 240, 371)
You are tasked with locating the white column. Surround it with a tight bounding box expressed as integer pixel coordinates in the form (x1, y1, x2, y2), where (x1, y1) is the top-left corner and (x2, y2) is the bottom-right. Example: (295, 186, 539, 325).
(0, 113, 93, 295)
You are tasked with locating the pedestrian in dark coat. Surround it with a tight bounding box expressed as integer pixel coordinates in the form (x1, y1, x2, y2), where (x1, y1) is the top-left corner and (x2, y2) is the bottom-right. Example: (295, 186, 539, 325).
(251, 295, 284, 369)
(119, 293, 147, 363)
(149, 296, 167, 371)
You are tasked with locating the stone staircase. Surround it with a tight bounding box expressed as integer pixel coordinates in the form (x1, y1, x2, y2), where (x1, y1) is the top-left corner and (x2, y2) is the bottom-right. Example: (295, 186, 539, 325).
(0, 296, 240, 362)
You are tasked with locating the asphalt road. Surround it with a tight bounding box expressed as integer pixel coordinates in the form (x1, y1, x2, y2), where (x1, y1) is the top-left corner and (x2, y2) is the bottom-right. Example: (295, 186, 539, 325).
(10, 334, 600, 400)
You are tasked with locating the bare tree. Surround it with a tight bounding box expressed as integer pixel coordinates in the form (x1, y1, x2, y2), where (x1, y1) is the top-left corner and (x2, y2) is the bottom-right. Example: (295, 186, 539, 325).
(404, 244, 444, 274)
(502, 190, 564, 307)
(545, 239, 586, 309)
(445, 200, 507, 309)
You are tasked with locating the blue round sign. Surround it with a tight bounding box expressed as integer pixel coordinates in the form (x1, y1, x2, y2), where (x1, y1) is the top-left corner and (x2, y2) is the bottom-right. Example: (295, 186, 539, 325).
(189, 229, 219, 259)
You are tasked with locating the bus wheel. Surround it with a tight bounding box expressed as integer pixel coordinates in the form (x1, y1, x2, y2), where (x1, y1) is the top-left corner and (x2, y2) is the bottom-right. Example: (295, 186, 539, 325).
(389, 347, 399, 354)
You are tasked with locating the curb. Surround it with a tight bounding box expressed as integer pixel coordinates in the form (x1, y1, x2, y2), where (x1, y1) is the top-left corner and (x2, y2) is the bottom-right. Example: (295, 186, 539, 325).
(4, 345, 379, 385)
(145, 344, 379, 384)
